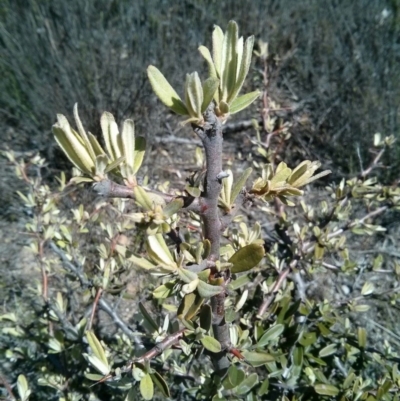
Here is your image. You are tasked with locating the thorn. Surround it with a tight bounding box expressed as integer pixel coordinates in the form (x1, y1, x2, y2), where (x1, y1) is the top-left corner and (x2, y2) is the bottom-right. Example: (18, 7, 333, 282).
(216, 171, 230, 182)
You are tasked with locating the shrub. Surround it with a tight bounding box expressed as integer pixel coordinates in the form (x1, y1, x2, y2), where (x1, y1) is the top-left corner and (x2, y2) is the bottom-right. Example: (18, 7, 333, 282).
(2, 20, 400, 401)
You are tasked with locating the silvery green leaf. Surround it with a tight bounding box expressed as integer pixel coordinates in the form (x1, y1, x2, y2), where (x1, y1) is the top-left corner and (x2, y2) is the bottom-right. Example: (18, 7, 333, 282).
(314, 384, 339, 396)
(228, 36, 254, 103)
(95, 154, 109, 175)
(133, 137, 146, 174)
(133, 186, 153, 211)
(219, 169, 232, 208)
(178, 292, 204, 320)
(257, 324, 284, 347)
(86, 331, 109, 368)
(221, 21, 238, 101)
(187, 72, 203, 118)
(150, 371, 170, 398)
(163, 198, 184, 217)
(139, 302, 159, 332)
(229, 243, 265, 273)
(178, 268, 198, 284)
(230, 91, 260, 114)
(235, 373, 258, 395)
(104, 156, 125, 173)
(17, 374, 31, 401)
(84, 354, 110, 376)
(201, 336, 222, 353)
(73, 103, 96, 160)
(146, 234, 174, 266)
(218, 100, 230, 115)
(201, 77, 219, 112)
(242, 351, 274, 367)
(53, 123, 94, 175)
(100, 112, 117, 159)
(181, 278, 199, 294)
(197, 281, 223, 298)
(231, 167, 252, 204)
(147, 65, 188, 115)
(88, 132, 106, 156)
(212, 25, 224, 78)
(129, 254, 156, 270)
(198, 45, 218, 79)
(121, 119, 135, 172)
(140, 373, 154, 400)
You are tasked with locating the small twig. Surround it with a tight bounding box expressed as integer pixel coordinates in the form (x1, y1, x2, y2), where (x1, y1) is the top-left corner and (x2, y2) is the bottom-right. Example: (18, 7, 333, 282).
(49, 242, 140, 343)
(88, 288, 103, 331)
(0, 373, 16, 400)
(94, 328, 186, 385)
(257, 268, 291, 318)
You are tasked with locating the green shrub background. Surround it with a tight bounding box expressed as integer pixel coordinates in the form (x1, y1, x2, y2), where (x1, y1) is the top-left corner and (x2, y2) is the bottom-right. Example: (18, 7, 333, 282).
(1, 1, 400, 400)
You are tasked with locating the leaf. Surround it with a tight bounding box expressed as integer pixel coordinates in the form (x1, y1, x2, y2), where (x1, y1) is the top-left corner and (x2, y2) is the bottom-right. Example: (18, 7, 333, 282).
(73, 103, 95, 160)
(319, 344, 337, 358)
(358, 327, 367, 348)
(100, 112, 118, 160)
(200, 336, 222, 353)
(221, 21, 238, 100)
(228, 365, 245, 387)
(133, 137, 146, 174)
(212, 25, 224, 78)
(133, 186, 153, 211)
(178, 268, 198, 284)
(231, 168, 252, 204)
(147, 65, 188, 115)
(242, 350, 275, 367)
(198, 45, 218, 79)
(178, 292, 204, 320)
(186, 72, 203, 118)
(140, 373, 154, 400)
(235, 373, 258, 395)
(257, 324, 284, 347)
(86, 331, 108, 368)
(153, 282, 175, 299)
(150, 371, 170, 398)
(229, 91, 260, 114)
(146, 234, 174, 266)
(199, 304, 212, 332)
(228, 35, 255, 103)
(361, 282, 374, 295)
(197, 281, 223, 298)
(201, 76, 219, 112)
(84, 354, 110, 376)
(139, 302, 159, 332)
(17, 374, 30, 401)
(163, 198, 184, 217)
(53, 124, 93, 175)
(229, 243, 265, 273)
(129, 254, 156, 270)
(121, 118, 135, 173)
(314, 383, 339, 396)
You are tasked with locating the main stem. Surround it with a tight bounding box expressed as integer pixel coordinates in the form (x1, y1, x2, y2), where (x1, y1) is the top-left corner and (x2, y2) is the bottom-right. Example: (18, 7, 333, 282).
(193, 105, 230, 377)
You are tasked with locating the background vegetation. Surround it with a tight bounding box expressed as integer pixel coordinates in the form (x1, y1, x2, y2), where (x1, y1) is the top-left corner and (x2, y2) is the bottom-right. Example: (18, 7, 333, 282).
(0, 0, 399, 400)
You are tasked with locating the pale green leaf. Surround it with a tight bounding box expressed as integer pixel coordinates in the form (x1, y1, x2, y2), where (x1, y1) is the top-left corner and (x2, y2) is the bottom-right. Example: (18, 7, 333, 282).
(231, 167, 252, 204)
(133, 137, 146, 174)
(257, 324, 284, 347)
(201, 77, 219, 112)
(147, 65, 188, 115)
(229, 243, 265, 273)
(235, 373, 258, 395)
(140, 373, 154, 400)
(314, 384, 339, 396)
(212, 25, 224, 78)
(228, 35, 254, 103)
(197, 280, 223, 298)
(73, 103, 95, 160)
(242, 351, 275, 367)
(200, 335, 222, 353)
(229, 91, 260, 114)
(121, 119, 135, 173)
(86, 331, 108, 368)
(150, 371, 170, 398)
(198, 45, 218, 79)
(139, 302, 159, 332)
